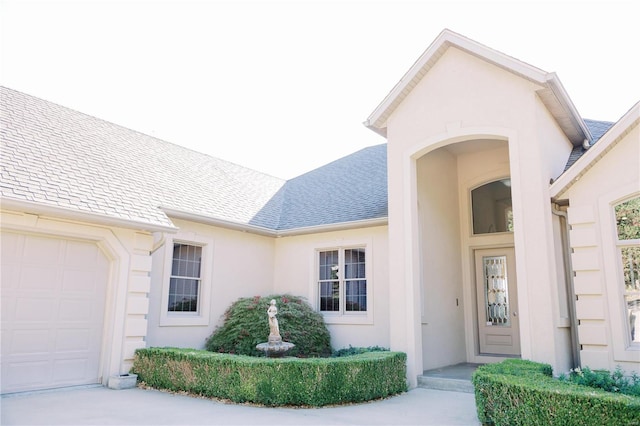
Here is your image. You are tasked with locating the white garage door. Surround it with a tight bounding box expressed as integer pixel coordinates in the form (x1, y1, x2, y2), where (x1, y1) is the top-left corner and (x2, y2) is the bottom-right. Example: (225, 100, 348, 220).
(1, 231, 109, 393)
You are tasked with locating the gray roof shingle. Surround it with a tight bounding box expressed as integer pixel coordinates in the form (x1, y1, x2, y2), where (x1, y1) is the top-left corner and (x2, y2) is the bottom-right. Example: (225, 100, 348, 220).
(1, 87, 388, 231)
(563, 119, 615, 171)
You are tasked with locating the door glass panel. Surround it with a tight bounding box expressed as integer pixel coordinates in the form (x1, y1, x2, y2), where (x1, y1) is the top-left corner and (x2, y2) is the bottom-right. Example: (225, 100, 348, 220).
(483, 256, 510, 326)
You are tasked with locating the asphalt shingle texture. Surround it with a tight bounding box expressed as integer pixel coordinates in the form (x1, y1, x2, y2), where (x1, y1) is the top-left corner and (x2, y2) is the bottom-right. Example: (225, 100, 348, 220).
(563, 118, 615, 171)
(1, 87, 388, 231)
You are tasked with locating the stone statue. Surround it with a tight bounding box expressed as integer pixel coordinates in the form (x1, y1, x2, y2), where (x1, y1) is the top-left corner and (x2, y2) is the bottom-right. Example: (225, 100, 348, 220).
(256, 298, 294, 357)
(267, 299, 280, 340)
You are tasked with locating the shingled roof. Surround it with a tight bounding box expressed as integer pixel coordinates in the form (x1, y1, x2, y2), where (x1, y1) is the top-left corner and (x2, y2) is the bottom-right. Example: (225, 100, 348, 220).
(0, 87, 388, 233)
(563, 118, 615, 171)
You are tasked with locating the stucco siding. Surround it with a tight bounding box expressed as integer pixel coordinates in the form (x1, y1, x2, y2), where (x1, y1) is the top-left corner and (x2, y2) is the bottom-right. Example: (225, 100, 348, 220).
(146, 219, 275, 349)
(273, 226, 390, 351)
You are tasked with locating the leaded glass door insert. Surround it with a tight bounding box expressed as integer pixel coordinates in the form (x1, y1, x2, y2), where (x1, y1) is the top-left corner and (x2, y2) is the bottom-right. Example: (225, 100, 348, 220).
(483, 256, 510, 326)
(475, 248, 521, 356)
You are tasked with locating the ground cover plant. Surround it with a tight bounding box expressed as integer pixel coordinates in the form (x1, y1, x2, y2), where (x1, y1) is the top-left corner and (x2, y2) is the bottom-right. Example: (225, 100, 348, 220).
(559, 366, 640, 397)
(132, 347, 407, 407)
(473, 359, 640, 425)
(205, 294, 331, 357)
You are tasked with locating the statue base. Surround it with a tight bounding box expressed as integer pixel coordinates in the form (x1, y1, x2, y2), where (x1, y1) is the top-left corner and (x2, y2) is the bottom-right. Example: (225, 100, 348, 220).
(256, 340, 295, 358)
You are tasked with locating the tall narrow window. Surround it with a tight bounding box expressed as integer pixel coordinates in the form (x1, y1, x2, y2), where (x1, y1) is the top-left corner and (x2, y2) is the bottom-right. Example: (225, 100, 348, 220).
(318, 247, 367, 314)
(615, 196, 640, 344)
(168, 243, 202, 312)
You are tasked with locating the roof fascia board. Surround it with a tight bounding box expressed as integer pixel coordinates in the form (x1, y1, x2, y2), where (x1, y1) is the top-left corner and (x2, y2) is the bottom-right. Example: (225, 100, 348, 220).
(161, 207, 278, 237)
(162, 207, 388, 238)
(544, 73, 593, 143)
(0, 197, 177, 233)
(550, 101, 640, 199)
(276, 217, 388, 237)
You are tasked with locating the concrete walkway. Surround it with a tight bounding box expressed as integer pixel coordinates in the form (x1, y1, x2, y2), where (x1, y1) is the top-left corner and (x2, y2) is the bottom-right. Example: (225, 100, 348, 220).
(1, 385, 480, 425)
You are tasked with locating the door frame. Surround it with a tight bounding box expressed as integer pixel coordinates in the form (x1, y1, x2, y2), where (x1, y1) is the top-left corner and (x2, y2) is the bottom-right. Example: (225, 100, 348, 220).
(467, 244, 522, 364)
(474, 246, 521, 356)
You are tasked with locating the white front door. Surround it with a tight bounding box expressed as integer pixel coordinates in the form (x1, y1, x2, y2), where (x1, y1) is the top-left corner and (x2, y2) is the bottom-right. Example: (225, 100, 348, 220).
(475, 247, 520, 356)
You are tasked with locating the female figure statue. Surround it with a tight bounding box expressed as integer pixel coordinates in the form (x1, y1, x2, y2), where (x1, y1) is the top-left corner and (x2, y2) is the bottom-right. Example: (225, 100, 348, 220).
(267, 299, 280, 340)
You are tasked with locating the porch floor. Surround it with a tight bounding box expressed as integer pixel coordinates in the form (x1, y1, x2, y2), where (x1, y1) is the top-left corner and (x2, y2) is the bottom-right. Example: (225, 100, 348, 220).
(417, 363, 483, 393)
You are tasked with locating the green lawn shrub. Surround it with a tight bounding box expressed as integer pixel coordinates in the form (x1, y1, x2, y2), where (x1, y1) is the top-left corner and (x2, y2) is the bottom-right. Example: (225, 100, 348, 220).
(472, 359, 640, 426)
(132, 347, 407, 407)
(559, 366, 640, 397)
(205, 294, 331, 358)
(332, 345, 389, 357)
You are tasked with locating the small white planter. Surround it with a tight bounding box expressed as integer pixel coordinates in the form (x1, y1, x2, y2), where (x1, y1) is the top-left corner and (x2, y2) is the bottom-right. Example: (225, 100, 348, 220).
(108, 373, 138, 390)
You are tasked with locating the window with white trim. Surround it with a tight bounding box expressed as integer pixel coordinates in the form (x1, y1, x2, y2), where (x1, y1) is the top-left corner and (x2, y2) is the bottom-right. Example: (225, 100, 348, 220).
(615, 196, 640, 345)
(318, 247, 367, 314)
(160, 233, 213, 327)
(168, 243, 202, 312)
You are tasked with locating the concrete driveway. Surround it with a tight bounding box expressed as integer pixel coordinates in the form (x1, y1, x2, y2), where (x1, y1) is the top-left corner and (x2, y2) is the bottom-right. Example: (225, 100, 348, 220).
(1, 385, 480, 425)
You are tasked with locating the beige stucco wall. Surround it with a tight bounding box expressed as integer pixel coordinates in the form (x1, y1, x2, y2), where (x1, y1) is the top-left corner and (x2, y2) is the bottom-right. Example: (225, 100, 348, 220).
(560, 123, 640, 373)
(417, 148, 465, 370)
(383, 46, 575, 384)
(0, 208, 153, 382)
(146, 218, 275, 349)
(273, 225, 390, 351)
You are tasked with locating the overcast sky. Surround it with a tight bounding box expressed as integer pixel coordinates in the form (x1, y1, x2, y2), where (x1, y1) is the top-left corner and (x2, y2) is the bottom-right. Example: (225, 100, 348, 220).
(2, 0, 638, 179)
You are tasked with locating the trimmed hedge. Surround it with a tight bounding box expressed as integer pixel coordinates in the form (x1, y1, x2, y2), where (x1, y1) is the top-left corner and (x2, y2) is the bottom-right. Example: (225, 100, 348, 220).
(472, 359, 640, 426)
(132, 347, 407, 407)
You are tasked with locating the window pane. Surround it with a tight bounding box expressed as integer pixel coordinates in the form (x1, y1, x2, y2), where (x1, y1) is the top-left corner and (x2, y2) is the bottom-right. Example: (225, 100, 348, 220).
(344, 248, 365, 279)
(320, 281, 339, 311)
(171, 244, 202, 278)
(346, 280, 367, 311)
(319, 250, 338, 280)
(472, 179, 513, 234)
(168, 278, 200, 312)
(621, 247, 640, 293)
(616, 197, 640, 241)
(626, 294, 640, 344)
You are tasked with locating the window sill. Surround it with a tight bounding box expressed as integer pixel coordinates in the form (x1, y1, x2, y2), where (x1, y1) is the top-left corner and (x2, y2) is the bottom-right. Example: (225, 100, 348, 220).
(321, 313, 373, 325)
(159, 313, 209, 327)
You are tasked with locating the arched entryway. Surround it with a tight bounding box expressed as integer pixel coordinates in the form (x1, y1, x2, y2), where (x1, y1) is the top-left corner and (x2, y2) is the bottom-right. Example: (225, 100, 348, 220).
(415, 138, 520, 371)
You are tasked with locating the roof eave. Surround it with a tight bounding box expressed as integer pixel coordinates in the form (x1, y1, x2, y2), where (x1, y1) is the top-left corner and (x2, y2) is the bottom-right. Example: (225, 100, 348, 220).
(550, 101, 640, 200)
(1, 197, 178, 233)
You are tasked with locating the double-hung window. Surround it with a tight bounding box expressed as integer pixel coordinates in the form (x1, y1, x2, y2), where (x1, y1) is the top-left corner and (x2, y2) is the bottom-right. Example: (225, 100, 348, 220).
(318, 247, 367, 315)
(615, 196, 640, 345)
(168, 243, 202, 312)
(160, 233, 213, 327)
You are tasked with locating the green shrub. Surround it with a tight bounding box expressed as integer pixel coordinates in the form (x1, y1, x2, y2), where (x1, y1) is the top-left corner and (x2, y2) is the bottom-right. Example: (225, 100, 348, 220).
(332, 345, 389, 357)
(205, 294, 331, 358)
(473, 359, 640, 426)
(559, 366, 640, 397)
(132, 347, 407, 407)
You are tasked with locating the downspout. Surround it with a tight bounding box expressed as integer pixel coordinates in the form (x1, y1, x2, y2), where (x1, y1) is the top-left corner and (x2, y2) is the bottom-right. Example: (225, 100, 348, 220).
(552, 204, 581, 368)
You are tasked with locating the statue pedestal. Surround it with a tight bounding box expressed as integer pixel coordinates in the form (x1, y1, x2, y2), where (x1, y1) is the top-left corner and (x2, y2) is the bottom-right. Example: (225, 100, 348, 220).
(256, 339, 295, 358)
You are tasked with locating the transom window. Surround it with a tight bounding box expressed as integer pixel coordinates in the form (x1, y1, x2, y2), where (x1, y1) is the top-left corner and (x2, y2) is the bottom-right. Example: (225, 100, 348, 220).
(168, 243, 202, 313)
(471, 179, 513, 235)
(615, 196, 640, 345)
(318, 248, 367, 314)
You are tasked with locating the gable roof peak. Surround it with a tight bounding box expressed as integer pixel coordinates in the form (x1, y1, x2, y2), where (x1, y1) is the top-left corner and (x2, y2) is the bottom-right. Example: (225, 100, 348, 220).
(364, 29, 591, 146)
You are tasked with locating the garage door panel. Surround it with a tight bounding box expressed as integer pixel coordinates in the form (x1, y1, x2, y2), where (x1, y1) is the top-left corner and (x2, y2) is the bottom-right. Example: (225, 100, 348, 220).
(20, 265, 61, 290)
(15, 297, 56, 321)
(1, 231, 109, 393)
(62, 269, 102, 292)
(8, 329, 51, 354)
(22, 236, 63, 263)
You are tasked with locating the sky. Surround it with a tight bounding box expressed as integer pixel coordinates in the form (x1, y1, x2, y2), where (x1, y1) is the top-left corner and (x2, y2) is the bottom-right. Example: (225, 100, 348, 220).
(2, 0, 639, 179)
